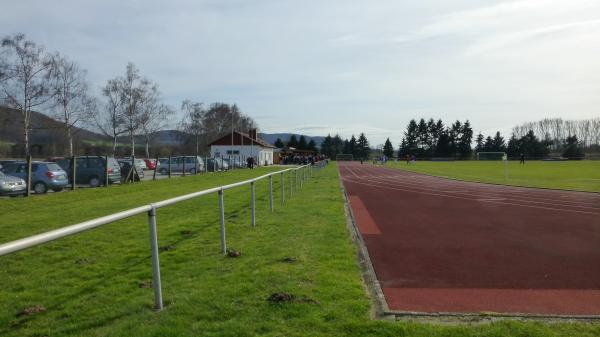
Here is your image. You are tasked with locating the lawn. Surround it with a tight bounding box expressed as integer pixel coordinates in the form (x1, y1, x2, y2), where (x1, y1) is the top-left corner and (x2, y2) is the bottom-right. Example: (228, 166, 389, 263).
(385, 160, 600, 193)
(1, 164, 599, 336)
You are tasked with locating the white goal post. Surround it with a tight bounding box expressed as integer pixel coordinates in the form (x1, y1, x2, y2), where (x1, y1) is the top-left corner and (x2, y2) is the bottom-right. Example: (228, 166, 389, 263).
(336, 154, 354, 161)
(476, 152, 507, 161)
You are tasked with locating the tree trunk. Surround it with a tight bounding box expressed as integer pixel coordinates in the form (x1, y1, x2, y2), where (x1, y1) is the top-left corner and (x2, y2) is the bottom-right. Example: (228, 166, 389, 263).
(130, 131, 135, 157)
(112, 135, 117, 156)
(67, 126, 73, 157)
(145, 134, 150, 158)
(22, 107, 30, 157)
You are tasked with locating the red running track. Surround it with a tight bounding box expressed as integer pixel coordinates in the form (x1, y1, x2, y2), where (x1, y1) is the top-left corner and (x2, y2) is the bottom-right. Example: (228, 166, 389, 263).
(339, 162, 600, 316)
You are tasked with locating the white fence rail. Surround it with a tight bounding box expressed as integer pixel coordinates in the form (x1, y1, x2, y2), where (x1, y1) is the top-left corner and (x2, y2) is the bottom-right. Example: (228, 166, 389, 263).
(0, 163, 320, 310)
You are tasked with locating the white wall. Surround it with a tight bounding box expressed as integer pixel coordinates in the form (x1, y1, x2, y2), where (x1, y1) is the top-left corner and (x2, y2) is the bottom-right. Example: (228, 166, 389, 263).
(211, 145, 274, 165)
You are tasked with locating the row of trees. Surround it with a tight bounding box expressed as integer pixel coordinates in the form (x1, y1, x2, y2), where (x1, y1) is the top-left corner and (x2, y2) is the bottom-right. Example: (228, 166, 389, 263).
(397, 119, 473, 158)
(0, 33, 96, 157)
(512, 118, 600, 150)
(179, 101, 256, 156)
(0, 33, 257, 158)
(320, 133, 370, 159)
(476, 129, 587, 158)
(274, 135, 318, 153)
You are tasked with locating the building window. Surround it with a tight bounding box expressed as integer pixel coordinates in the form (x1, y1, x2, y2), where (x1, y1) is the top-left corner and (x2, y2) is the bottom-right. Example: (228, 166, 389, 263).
(226, 150, 240, 155)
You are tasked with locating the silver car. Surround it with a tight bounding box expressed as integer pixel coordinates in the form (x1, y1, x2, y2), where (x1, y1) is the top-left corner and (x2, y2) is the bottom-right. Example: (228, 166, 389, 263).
(0, 171, 27, 196)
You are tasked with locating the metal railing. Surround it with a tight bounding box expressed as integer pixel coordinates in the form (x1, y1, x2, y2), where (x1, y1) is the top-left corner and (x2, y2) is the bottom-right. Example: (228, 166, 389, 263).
(0, 163, 321, 311)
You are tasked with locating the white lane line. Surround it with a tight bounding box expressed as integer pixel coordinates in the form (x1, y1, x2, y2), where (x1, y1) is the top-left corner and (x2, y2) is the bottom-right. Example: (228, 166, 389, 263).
(350, 165, 600, 209)
(341, 176, 600, 216)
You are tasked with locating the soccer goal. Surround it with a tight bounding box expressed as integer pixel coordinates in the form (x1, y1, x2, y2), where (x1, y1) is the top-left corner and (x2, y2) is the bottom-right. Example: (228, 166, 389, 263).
(476, 152, 507, 161)
(336, 154, 354, 161)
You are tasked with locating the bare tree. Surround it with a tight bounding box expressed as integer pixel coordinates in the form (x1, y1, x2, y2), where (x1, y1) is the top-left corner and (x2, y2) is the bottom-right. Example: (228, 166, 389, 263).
(138, 83, 173, 157)
(97, 78, 126, 155)
(180, 100, 205, 156)
(49, 52, 93, 156)
(0, 33, 54, 156)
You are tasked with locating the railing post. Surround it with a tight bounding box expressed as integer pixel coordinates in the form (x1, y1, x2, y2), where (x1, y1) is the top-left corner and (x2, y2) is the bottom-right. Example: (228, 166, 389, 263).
(300, 167, 303, 189)
(147, 205, 164, 311)
(290, 170, 293, 197)
(269, 175, 274, 212)
(168, 155, 172, 179)
(71, 155, 76, 191)
(219, 189, 226, 254)
(26, 155, 32, 197)
(280, 172, 285, 206)
(251, 181, 256, 227)
(105, 155, 109, 187)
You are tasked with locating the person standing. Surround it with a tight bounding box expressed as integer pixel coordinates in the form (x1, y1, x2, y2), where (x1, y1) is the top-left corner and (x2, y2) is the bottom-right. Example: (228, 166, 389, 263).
(520, 153, 525, 165)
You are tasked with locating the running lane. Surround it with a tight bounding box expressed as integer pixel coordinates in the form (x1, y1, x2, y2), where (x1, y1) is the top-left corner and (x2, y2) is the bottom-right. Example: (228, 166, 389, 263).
(339, 162, 600, 315)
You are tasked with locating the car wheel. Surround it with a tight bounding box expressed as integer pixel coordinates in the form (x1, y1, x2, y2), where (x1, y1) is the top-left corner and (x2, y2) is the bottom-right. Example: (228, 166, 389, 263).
(33, 182, 47, 194)
(160, 168, 168, 175)
(189, 168, 196, 174)
(52, 187, 64, 192)
(89, 176, 101, 187)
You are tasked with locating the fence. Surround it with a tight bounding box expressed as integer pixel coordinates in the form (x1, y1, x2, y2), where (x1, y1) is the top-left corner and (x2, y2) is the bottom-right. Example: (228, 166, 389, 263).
(0, 163, 324, 310)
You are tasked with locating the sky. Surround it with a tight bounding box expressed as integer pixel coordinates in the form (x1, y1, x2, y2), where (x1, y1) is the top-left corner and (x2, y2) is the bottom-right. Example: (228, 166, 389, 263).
(1, 0, 599, 146)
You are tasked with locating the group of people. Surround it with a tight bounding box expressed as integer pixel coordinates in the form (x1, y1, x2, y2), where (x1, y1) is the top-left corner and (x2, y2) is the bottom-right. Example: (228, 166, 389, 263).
(280, 154, 326, 165)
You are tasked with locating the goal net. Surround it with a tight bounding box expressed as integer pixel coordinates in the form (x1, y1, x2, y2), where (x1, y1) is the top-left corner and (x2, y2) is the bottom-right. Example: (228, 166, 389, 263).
(336, 154, 354, 161)
(476, 152, 507, 161)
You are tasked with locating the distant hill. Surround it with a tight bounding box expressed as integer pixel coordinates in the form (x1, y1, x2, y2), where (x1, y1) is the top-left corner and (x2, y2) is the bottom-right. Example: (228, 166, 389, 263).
(0, 106, 325, 154)
(259, 133, 325, 148)
(0, 106, 104, 145)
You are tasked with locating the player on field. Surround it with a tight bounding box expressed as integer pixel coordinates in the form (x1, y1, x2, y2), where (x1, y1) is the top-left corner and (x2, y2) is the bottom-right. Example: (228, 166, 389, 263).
(520, 153, 525, 165)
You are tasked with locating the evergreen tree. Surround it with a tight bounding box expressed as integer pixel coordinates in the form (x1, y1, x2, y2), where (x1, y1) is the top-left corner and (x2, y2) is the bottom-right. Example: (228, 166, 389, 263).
(274, 138, 285, 148)
(483, 136, 494, 151)
(491, 131, 506, 152)
(398, 138, 408, 158)
(287, 135, 298, 148)
(348, 135, 357, 156)
(403, 119, 419, 156)
(435, 130, 453, 157)
(307, 139, 318, 153)
(320, 135, 332, 156)
(449, 120, 462, 156)
(458, 120, 473, 158)
(562, 135, 584, 159)
(417, 118, 429, 155)
(332, 135, 344, 158)
(475, 133, 484, 153)
(383, 138, 394, 158)
(356, 133, 370, 159)
(298, 135, 308, 150)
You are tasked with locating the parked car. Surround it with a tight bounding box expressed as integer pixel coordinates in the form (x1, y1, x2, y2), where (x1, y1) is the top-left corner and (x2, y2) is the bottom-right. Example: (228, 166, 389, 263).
(0, 160, 17, 172)
(118, 159, 145, 176)
(55, 156, 121, 187)
(0, 171, 27, 196)
(118, 161, 144, 180)
(157, 156, 205, 175)
(223, 157, 244, 169)
(205, 158, 228, 172)
(143, 158, 157, 170)
(2, 161, 69, 193)
(119, 158, 147, 171)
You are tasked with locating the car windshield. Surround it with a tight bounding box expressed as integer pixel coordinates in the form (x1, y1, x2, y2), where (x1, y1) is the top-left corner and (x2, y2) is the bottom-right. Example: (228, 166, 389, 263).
(46, 163, 62, 171)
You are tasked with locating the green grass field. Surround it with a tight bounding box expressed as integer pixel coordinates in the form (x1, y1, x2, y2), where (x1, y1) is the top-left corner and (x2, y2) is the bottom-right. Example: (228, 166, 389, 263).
(385, 160, 600, 193)
(1, 165, 599, 336)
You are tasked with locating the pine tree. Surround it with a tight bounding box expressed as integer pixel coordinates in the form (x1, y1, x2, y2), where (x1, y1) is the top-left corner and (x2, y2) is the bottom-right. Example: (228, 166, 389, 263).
(298, 135, 308, 150)
(287, 135, 298, 148)
(348, 135, 357, 157)
(383, 138, 394, 158)
(475, 133, 484, 152)
(357, 133, 370, 159)
(274, 138, 285, 148)
(307, 139, 318, 153)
